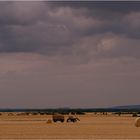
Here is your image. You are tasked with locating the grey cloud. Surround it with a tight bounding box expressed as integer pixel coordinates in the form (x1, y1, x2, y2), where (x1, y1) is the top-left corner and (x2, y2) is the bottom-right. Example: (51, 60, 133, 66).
(0, 1, 140, 61)
(50, 1, 140, 12)
(0, 1, 46, 25)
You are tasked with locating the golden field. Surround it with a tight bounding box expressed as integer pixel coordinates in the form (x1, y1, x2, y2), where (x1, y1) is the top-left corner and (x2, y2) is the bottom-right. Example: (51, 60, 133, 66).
(0, 113, 140, 139)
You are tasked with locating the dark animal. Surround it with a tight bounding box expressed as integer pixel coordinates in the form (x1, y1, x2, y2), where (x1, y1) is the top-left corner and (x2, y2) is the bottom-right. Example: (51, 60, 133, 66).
(67, 116, 80, 123)
(52, 115, 65, 122)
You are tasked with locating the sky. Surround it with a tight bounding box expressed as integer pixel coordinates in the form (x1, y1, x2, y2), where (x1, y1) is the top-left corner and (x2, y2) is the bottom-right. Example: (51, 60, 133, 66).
(0, 1, 140, 108)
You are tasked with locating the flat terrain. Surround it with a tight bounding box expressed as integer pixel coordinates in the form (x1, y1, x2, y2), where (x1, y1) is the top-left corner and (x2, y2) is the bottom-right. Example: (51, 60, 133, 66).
(0, 113, 140, 139)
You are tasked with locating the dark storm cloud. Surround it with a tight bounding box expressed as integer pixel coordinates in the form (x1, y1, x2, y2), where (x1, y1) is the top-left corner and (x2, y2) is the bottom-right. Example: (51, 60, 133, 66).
(50, 1, 140, 12)
(0, 1, 140, 60)
(45, 1, 140, 39)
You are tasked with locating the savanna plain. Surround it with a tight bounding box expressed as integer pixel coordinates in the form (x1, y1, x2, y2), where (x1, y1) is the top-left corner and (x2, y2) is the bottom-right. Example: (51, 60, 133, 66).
(0, 113, 140, 140)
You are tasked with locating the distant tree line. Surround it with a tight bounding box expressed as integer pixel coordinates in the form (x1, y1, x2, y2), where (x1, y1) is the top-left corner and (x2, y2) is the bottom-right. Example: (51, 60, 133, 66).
(0, 108, 140, 114)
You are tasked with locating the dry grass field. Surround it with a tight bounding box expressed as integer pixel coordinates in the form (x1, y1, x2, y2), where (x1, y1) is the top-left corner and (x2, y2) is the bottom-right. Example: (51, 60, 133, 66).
(0, 113, 140, 139)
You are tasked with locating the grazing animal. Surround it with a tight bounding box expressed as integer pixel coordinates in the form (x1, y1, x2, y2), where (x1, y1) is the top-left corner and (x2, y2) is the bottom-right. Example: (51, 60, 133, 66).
(67, 116, 80, 123)
(52, 115, 65, 122)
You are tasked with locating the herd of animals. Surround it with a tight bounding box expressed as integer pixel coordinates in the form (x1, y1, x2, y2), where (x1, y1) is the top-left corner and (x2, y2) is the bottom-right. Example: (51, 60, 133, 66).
(47, 115, 80, 123)
(49, 114, 140, 127)
(50, 114, 140, 127)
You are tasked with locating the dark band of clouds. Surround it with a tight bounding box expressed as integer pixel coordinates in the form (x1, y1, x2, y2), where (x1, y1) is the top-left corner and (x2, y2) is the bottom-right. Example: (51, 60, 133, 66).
(0, 1, 140, 60)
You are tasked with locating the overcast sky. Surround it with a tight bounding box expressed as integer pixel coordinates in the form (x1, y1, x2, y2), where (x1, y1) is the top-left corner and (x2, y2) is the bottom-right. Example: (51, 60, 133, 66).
(0, 1, 140, 108)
